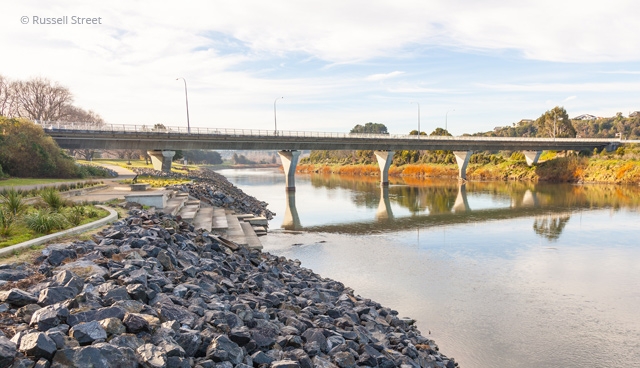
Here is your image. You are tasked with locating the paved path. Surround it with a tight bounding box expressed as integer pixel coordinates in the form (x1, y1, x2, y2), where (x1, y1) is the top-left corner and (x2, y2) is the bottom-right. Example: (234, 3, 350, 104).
(0, 163, 139, 203)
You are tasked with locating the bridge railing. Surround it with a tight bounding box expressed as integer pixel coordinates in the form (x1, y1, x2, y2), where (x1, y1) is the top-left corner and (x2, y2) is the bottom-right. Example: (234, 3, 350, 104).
(35, 120, 622, 143)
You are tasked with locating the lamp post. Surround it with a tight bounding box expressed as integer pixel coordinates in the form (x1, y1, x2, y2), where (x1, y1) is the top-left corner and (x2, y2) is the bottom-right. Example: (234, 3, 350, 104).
(274, 97, 283, 134)
(411, 101, 420, 135)
(445, 109, 455, 133)
(176, 77, 190, 134)
(551, 111, 558, 141)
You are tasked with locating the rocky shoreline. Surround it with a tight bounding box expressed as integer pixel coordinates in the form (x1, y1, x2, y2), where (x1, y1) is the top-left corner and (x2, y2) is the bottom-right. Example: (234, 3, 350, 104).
(0, 169, 456, 368)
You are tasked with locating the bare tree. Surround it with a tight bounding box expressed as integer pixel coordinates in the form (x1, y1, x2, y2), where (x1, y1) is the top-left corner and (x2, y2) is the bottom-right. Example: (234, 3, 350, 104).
(0, 75, 17, 117)
(60, 105, 104, 125)
(13, 77, 74, 121)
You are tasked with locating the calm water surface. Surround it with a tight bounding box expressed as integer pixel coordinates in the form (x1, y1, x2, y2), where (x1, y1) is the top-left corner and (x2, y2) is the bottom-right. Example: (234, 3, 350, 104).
(217, 168, 640, 368)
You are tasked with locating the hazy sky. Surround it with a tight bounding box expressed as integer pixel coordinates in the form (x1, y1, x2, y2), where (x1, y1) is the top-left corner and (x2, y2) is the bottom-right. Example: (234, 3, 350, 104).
(2, 1, 640, 135)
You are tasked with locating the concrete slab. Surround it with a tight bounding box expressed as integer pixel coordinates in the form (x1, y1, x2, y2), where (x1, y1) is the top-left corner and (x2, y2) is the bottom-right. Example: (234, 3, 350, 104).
(226, 211, 247, 246)
(212, 208, 228, 230)
(193, 207, 213, 232)
(247, 216, 268, 226)
(240, 222, 263, 249)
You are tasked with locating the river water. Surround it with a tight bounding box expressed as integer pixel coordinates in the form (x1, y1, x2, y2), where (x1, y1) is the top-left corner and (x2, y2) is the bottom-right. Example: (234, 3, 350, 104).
(217, 168, 640, 368)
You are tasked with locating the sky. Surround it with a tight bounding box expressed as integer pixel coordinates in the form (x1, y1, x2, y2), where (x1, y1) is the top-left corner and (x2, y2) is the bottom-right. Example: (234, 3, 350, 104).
(2, 0, 640, 136)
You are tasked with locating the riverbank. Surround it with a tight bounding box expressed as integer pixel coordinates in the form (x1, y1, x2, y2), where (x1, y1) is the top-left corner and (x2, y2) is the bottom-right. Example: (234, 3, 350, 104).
(0, 168, 455, 367)
(297, 156, 640, 184)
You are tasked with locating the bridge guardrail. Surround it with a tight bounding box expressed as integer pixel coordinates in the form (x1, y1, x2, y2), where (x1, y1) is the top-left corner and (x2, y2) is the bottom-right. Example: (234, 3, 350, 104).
(36, 120, 623, 144)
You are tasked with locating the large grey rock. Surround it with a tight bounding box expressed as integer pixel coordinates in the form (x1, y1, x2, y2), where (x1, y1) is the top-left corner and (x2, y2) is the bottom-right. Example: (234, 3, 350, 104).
(0, 268, 30, 282)
(206, 335, 243, 364)
(30, 304, 69, 331)
(51, 344, 137, 368)
(38, 286, 79, 306)
(46, 248, 77, 267)
(0, 289, 37, 307)
(136, 343, 166, 368)
(271, 360, 301, 368)
(69, 321, 107, 345)
(0, 336, 16, 367)
(16, 304, 42, 324)
(18, 332, 56, 360)
(67, 306, 126, 326)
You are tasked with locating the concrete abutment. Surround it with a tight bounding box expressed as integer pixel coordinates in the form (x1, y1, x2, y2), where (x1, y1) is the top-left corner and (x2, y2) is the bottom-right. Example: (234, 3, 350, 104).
(147, 150, 175, 173)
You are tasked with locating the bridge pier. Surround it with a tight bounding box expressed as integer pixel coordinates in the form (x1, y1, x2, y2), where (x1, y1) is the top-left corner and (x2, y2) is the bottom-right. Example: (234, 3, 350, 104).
(453, 151, 472, 181)
(523, 151, 542, 166)
(147, 150, 175, 173)
(374, 150, 394, 187)
(278, 150, 300, 192)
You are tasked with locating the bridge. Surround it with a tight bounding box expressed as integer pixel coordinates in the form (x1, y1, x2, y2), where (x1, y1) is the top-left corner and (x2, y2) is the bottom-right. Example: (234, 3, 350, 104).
(41, 122, 623, 190)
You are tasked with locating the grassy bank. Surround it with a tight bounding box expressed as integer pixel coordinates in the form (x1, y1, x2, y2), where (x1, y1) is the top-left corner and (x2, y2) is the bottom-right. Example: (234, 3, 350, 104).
(297, 156, 640, 185)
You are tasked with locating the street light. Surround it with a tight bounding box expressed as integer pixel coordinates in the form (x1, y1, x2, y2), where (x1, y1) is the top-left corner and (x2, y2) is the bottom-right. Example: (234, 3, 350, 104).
(445, 109, 455, 133)
(274, 97, 283, 134)
(411, 101, 420, 135)
(176, 77, 190, 134)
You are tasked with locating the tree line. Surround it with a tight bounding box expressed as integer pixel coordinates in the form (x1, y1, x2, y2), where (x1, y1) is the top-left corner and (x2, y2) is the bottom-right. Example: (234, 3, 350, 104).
(475, 107, 640, 139)
(0, 75, 104, 124)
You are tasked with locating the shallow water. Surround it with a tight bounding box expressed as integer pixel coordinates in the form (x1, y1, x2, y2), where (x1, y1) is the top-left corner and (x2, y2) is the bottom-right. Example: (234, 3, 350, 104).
(218, 168, 640, 368)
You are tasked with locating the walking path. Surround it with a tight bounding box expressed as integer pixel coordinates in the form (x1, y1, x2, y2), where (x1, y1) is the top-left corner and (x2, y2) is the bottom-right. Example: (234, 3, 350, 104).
(0, 163, 139, 203)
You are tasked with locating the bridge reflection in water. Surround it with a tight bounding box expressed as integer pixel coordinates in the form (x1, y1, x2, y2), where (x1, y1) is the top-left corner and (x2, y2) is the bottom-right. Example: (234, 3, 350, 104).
(280, 176, 640, 239)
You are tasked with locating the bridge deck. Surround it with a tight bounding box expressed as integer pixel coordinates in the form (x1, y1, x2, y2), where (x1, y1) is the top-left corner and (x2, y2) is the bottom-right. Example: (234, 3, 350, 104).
(42, 122, 621, 152)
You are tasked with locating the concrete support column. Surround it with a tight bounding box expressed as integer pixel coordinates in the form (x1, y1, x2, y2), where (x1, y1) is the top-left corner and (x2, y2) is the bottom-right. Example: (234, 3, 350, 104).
(453, 151, 472, 181)
(278, 150, 300, 192)
(147, 150, 175, 173)
(523, 151, 542, 166)
(374, 150, 394, 187)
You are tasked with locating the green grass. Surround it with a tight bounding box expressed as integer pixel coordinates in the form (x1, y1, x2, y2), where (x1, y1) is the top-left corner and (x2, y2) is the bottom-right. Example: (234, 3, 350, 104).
(0, 178, 88, 187)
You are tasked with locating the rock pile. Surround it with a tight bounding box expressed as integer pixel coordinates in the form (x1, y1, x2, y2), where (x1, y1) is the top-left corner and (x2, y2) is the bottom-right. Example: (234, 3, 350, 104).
(0, 208, 456, 367)
(133, 168, 275, 220)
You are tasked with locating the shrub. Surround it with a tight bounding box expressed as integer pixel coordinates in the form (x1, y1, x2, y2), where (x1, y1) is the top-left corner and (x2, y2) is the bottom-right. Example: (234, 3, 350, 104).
(1, 189, 27, 217)
(65, 206, 85, 226)
(0, 208, 14, 237)
(24, 209, 67, 234)
(40, 188, 65, 212)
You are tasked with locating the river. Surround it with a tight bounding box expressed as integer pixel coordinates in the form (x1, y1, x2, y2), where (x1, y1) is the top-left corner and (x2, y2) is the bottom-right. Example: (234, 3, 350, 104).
(217, 167, 640, 368)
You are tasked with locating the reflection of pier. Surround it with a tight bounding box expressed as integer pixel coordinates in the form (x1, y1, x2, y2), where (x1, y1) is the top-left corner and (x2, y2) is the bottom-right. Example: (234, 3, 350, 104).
(376, 186, 394, 221)
(281, 191, 302, 230)
(452, 184, 470, 213)
(303, 204, 585, 235)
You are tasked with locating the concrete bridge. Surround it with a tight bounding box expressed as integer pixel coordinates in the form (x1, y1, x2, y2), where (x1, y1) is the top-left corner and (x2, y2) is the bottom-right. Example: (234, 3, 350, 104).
(41, 122, 623, 190)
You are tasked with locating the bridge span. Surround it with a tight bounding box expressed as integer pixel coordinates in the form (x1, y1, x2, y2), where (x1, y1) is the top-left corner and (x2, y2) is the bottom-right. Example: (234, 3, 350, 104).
(41, 122, 622, 190)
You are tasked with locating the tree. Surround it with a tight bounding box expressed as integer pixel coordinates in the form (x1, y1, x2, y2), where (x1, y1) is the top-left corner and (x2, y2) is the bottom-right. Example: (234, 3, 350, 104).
(12, 77, 74, 121)
(0, 117, 78, 178)
(0, 75, 17, 117)
(430, 128, 452, 136)
(60, 105, 104, 125)
(350, 122, 388, 134)
(535, 106, 576, 138)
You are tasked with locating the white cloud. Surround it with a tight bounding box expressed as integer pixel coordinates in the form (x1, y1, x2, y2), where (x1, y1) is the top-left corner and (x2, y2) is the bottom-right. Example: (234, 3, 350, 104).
(365, 71, 405, 81)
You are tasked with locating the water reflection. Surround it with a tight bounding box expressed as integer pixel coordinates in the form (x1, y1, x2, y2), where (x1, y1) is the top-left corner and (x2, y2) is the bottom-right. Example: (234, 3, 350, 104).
(284, 173, 640, 240)
(282, 191, 302, 230)
(376, 186, 394, 221)
(532, 214, 571, 241)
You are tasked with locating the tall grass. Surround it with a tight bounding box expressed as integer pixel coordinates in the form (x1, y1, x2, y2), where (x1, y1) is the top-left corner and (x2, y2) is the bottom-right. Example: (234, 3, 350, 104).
(0, 189, 27, 217)
(24, 209, 68, 234)
(40, 188, 66, 212)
